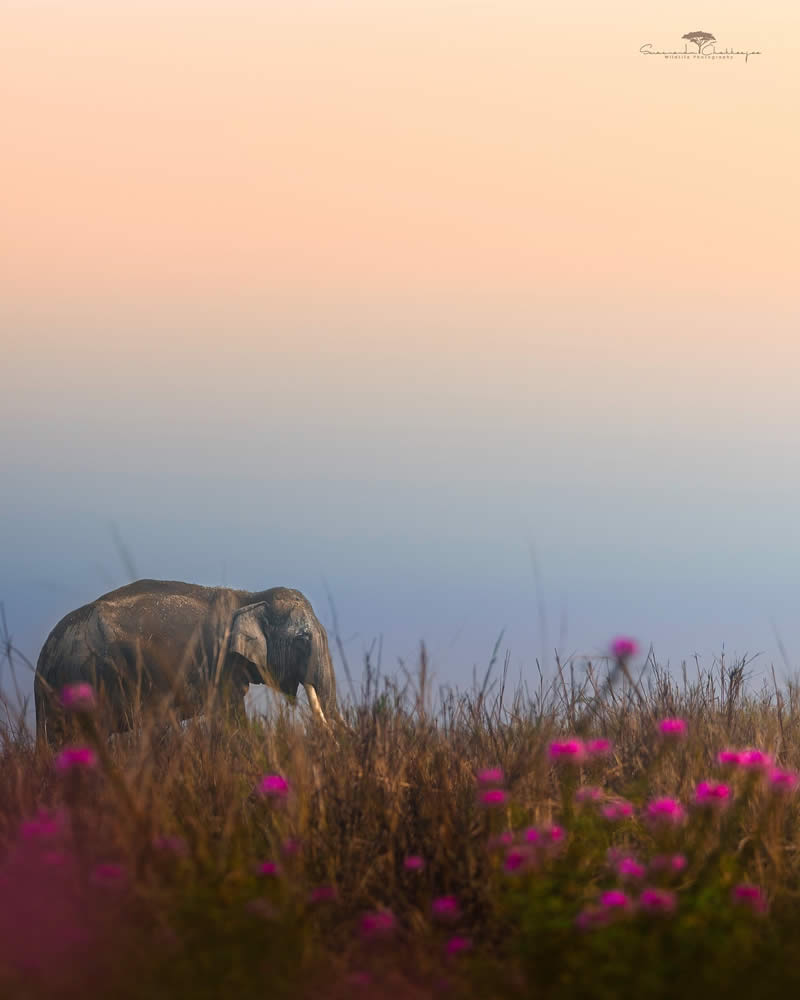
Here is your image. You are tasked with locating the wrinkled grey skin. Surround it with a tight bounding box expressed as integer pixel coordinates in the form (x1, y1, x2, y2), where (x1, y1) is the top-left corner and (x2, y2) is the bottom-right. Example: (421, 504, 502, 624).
(34, 579, 337, 745)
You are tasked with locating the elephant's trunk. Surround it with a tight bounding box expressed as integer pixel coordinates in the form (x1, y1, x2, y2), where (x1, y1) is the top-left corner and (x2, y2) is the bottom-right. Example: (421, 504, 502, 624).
(308, 626, 339, 722)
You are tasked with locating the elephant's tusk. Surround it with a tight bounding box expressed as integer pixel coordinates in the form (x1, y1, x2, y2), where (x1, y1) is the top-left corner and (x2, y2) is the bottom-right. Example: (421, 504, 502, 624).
(303, 683, 328, 725)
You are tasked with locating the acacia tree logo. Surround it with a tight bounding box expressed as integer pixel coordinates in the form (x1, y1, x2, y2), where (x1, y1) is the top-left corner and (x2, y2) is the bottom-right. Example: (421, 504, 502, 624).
(682, 30, 716, 53)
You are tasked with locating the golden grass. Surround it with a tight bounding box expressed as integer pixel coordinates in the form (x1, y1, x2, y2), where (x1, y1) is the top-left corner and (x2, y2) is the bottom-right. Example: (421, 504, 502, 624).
(2, 648, 800, 998)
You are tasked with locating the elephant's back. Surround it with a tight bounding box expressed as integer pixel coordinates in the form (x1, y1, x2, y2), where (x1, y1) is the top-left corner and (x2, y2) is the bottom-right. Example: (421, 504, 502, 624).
(35, 598, 107, 688)
(94, 579, 236, 604)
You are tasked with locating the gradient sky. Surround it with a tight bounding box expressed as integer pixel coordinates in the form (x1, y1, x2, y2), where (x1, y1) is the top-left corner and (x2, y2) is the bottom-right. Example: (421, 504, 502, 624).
(2, 1, 799, 716)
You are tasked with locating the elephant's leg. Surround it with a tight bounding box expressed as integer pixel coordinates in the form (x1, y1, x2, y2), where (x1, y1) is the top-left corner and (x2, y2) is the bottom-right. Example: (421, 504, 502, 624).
(303, 683, 328, 725)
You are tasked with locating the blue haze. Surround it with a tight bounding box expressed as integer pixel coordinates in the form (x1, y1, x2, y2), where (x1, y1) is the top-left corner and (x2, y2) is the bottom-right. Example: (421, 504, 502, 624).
(2, 297, 800, 721)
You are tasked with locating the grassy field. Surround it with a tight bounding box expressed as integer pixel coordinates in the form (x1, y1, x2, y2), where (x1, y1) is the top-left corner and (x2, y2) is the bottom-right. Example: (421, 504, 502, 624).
(2, 640, 800, 999)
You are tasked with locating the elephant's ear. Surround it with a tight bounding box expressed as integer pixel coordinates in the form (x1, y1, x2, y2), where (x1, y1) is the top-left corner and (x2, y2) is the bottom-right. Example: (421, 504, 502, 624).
(228, 604, 268, 670)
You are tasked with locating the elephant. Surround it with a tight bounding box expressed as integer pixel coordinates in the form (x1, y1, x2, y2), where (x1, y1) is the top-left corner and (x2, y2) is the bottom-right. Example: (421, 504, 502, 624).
(34, 579, 337, 745)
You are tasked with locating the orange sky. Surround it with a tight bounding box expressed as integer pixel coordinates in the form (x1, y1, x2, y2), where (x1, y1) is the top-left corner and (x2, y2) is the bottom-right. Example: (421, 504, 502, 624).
(2, 1, 798, 305)
(3, 2, 800, 690)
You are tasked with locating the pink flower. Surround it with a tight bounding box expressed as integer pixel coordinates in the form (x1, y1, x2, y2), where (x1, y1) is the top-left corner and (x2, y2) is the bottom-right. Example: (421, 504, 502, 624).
(543, 825, 565, 844)
(19, 809, 63, 842)
(601, 799, 634, 822)
(60, 683, 96, 712)
(658, 718, 687, 739)
(610, 637, 638, 660)
(769, 768, 799, 793)
(61, 683, 97, 712)
(575, 786, 604, 805)
(548, 739, 586, 764)
(575, 907, 610, 931)
(650, 853, 687, 875)
(487, 831, 514, 851)
(586, 739, 612, 757)
(152, 835, 188, 857)
(257, 774, 289, 800)
(718, 749, 742, 767)
(257, 861, 280, 877)
(445, 935, 472, 957)
(523, 827, 540, 844)
(732, 883, 768, 915)
(54, 746, 97, 772)
(503, 847, 530, 873)
(695, 780, 731, 807)
(432, 896, 460, 921)
(739, 749, 773, 771)
(359, 909, 396, 939)
(479, 788, 507, 807)
(309, 885, 337, 904)
(646, 797, 686, 826)
(476, 767, 504, 786)
(639, 888, 677, 914)
(617, 857, 645, 880)
(404, 854, 425, 871)
(600, 889, 631, 911)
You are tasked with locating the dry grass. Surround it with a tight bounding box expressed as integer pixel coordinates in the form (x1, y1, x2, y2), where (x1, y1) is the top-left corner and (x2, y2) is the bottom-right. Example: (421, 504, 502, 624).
(2, 645, 800, 998)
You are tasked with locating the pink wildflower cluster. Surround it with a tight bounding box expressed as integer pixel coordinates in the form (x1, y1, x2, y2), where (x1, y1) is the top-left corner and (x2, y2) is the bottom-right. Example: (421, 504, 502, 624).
(600, 799, 634, 822)
(548, 739, 586, 764)
(431, 896, 460, 922)
(476, 765, 507, 807)
(309, 885, 337, 904)
(645, 797, 686, 826)
(576, 889, 635, 930)
(90, 863, 126, 890)
(717, 748, 798, 792)
(549, 737, 611, 768)
(694, 780, 731, 808)
(54, 746, 97, 773)
(500, 825, 564, 875)
(476, 767, 504, 786)
(718, 748, 772, 771)
(60, 683, 96, 712)
(152, 835, 188, 857)
(479, 788, 507, 807)
(586, 738, 612, 757)
(658, 718, 688, 739)
(732, 883, 768, 915)
(359, 909, 396, 939)
(616, 856, 646, 881)
(574, 785, 604, 805)
(639, 888, 677, 914)
(600, 889, 631, 911)
(577, 884, 679, 929)
(769, 768, 799, 793)
(257, 774, 289, 801)
(404, 854, 425, 871)
(19, 809, 64, 842)
(445, 935, 472, 957)
(610, 636, 638, 660)
(649, 853, 687, 876)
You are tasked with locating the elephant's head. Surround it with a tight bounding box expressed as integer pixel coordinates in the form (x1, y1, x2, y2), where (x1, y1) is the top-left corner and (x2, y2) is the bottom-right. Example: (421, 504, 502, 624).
(226, 589, 336, 721)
